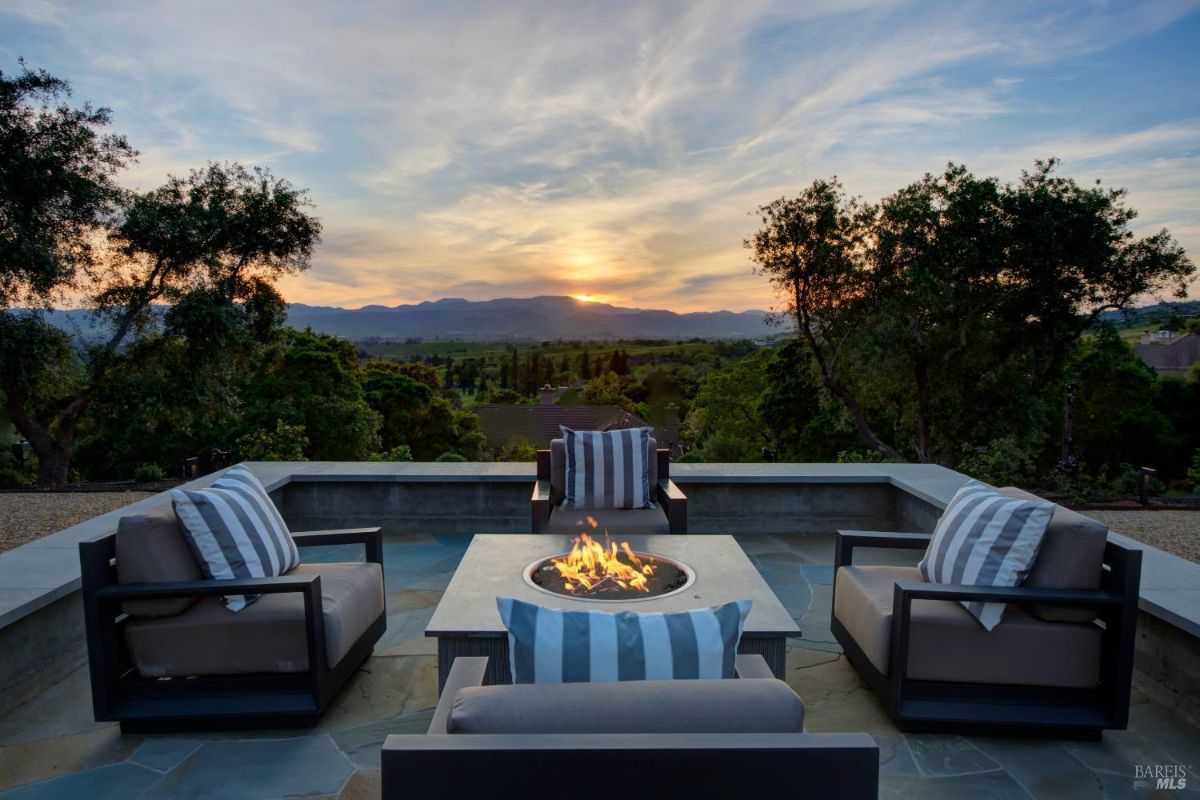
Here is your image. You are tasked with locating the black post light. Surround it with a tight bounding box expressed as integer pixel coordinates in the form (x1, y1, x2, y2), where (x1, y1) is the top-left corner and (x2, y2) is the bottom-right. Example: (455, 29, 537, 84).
(1059, 380, 1079, 475)
(1139, 467, 1157, 505)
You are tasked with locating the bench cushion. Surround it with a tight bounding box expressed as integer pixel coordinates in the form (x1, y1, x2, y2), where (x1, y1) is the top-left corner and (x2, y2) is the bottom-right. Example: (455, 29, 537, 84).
(997, 487, 1108, 623)
(116, 501, 204, 618)
(544, 504, 669, 536)
(834, 565, 1101, 688)
(124, 562, 383, 677)
(447, 677, 805, 734)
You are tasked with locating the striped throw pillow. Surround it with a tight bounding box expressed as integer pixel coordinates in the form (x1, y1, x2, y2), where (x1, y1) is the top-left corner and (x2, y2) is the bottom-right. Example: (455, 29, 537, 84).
(560, 426, 653, 509)
(496, 597, 752, 684)
(170, 465, 300, 612)
(918, 480, 1054, 631)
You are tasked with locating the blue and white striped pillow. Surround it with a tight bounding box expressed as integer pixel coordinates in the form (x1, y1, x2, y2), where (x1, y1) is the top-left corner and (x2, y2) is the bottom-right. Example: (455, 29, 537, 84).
(170, 465, 300, 612)
(496, 597, 752, 684)
(560, 426, 653, 509)
(918, 480, 1054, 631)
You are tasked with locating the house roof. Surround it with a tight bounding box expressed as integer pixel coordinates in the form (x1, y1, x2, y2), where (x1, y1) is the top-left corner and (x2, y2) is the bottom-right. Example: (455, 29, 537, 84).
(474, 404, 649, 448)
(1134, 332, 1200, 373)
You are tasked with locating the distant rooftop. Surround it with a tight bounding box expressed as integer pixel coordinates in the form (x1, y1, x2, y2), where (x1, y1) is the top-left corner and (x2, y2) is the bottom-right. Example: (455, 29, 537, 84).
(1134, 331, 1200, 375)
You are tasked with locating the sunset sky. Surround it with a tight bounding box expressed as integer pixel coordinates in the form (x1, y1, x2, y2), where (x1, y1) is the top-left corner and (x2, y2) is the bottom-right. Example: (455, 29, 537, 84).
(3, 0, 1199, 312)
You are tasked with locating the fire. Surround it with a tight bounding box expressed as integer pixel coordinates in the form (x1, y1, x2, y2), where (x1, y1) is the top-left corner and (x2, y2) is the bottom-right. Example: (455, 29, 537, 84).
(552, 519, 656, 595)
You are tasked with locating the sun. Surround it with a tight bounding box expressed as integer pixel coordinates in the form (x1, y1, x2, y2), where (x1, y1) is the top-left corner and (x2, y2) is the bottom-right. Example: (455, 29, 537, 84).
(572, 293, 600, 303)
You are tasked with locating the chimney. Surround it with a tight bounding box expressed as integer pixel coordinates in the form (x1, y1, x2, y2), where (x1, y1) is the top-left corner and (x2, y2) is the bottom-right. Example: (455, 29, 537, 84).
(539, 384, 555, 405)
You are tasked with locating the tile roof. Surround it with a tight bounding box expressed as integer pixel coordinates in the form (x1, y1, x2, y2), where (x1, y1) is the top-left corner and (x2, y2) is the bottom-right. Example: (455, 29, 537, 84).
(1134, 333, 1200, 373)
(474, 404, 649, 448)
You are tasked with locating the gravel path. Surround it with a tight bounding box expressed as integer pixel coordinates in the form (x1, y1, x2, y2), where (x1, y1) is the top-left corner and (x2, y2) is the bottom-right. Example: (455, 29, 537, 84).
(1085, 510, 1200, 564)
(0, 492, 154, 554)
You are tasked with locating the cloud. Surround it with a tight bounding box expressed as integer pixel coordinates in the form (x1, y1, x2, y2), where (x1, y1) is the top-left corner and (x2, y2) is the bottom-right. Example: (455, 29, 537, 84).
(2, 0, 1197, 310)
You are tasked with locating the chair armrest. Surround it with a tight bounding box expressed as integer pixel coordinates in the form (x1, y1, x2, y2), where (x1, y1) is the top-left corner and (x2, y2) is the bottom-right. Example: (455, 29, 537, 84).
(96, 573, 322, 600)
(657, 479, 687, 534)
(734, 654, 775, 680)
(834, 530, 931, 570)
(292, 527, 384, 566)
(892, 580, 1125, 607)
(531, 479, 553, 533)
(429, 657, 489, 734)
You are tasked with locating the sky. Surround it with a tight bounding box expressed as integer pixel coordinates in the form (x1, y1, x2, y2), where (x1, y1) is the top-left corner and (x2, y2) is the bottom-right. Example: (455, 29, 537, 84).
(3, 0, 1199, 313)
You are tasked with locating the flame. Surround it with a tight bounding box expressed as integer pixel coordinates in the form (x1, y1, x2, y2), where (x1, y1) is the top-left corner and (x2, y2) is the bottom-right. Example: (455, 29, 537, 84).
(550, 529, 657, 596)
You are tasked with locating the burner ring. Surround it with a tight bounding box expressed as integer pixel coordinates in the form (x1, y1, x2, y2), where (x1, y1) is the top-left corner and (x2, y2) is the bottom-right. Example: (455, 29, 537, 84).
(522, 551, 696, 602)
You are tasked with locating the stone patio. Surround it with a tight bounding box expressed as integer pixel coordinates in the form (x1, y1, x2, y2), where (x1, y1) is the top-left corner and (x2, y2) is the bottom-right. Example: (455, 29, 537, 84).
(0, 531, 1197, 799)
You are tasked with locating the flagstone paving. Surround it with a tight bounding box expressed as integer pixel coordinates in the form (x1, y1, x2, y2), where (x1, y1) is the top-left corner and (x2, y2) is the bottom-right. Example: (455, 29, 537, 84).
(0, 531, 1196, 799)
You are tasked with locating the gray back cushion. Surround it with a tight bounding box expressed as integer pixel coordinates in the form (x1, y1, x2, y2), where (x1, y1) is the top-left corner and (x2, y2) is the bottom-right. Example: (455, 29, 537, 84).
(116, 500, 204, 617)
(997, 487, 1108, 623)
(447, 677, 805, 734)
(550, 436, 657, 507)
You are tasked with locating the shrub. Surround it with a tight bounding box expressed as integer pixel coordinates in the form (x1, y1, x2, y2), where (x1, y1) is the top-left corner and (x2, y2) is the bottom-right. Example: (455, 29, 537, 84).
(367, 445, 413, 462)
(0, 467, 27, 488)
(956, 436, 1038, 488)
(499, 437, 537, 462)
(1189, 450, 1200, 493)
(133, 463, 166, 482)
(236, 420, 309, 461)
(435, 452, 468, 462)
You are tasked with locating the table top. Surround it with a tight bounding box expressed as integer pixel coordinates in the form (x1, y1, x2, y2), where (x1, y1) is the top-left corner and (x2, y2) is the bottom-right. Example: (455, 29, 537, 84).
(425, 533, 802, 637)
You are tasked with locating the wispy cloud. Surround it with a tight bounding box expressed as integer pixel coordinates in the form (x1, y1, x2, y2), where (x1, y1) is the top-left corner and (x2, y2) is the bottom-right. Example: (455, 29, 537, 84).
(2, 0, 1197, 309)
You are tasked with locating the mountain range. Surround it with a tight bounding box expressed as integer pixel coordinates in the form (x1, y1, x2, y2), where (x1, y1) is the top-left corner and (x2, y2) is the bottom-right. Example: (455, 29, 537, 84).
(284, 296, 774, 340)
(35, 296, 776, 342)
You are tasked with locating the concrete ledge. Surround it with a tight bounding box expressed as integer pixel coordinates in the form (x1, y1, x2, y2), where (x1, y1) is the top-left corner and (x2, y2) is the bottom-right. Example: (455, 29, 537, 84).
(1, 460, 1198, 680)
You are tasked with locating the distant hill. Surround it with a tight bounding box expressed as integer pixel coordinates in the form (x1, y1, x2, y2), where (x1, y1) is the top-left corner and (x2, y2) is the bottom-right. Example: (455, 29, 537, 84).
(284, 296, 774, 340)
(27, 295, 773, 342)
(1098, 300, 1199, 328)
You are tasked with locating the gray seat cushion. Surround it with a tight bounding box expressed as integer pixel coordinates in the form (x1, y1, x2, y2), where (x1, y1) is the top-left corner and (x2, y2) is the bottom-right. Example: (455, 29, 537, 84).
(997, 487, 1108, 623)
(447, 678, 805, 734)
(124, 562, 384, 677)
(116, 501, 204, 617)
(551, 436, 657, 507)
(834, 565, 1101, 689)
(544, 504, 669, 536)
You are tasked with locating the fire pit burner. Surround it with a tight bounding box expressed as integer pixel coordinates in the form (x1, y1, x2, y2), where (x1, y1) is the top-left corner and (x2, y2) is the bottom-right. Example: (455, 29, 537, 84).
(523, 531, 695, 601)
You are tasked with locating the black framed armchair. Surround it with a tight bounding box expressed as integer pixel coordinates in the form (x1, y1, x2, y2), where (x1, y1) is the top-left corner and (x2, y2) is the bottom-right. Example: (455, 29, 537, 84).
(79, 500, 386, 732)
(531, 437, 687, 534)
(830, 495, 1141, 740)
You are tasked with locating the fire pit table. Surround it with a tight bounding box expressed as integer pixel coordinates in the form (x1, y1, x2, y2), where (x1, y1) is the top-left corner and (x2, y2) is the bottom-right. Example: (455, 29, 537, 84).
(426, 533, 802, 692)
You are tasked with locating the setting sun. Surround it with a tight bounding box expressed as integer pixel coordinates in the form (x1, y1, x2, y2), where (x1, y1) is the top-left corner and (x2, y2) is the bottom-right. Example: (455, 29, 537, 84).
(572, 293, 600, 303)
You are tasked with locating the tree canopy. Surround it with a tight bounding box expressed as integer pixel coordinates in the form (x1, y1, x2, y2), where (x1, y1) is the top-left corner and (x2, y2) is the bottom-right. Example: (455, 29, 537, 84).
(0, 66, 323, 483)
(750, 161, 1195, 466)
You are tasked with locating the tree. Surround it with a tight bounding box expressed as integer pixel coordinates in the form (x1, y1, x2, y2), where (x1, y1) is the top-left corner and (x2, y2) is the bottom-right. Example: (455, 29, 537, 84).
(396, 360, 442, 391)
(686, 352, 772, 460)
(0, 63, 136, 307)
(2, 156, 321, 483)
(1066, 327, 1174, 476)
(362, 360, 434, 451)
(750, 162, 1195, 465)
(747, 178, 894, 458)
(486, 388, 523, 404)
(242, 330, 380, 460)
(580, 372, 634, 411)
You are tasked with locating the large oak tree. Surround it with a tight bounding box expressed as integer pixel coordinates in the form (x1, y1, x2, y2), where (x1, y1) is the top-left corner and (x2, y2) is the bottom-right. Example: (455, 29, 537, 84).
(749, 161, 1195, 466)
(1, 66, 321, 483)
